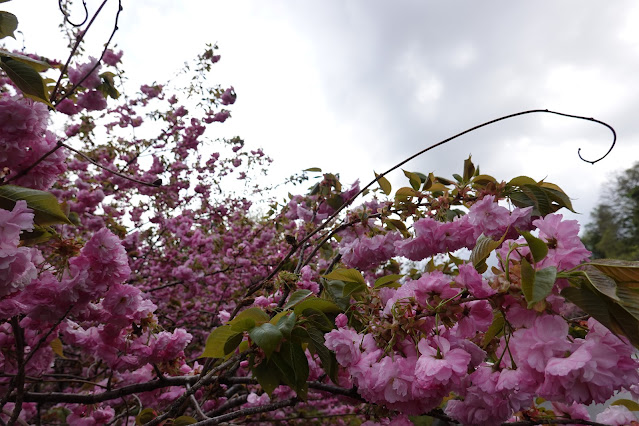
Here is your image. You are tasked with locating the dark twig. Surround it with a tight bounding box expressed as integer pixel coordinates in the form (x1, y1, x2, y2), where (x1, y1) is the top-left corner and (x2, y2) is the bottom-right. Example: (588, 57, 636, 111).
(3, 140, 66, 186)
(55, 0, 124, 105)
(59, 0, 89, 27)
(205, 394, 248, 417)
(194, 398, 298, 425)
(308, 382, 363, 401)
(144, 355, 242, 426)
(62, 142, 160, 187)
(299, 110, 616, 247)
(8, 318, 26, 425)
(232, 109, 616, 304)
(504, 419, 608, 426)
(24, 306, 73, 366)
(51, 0, 110, 102)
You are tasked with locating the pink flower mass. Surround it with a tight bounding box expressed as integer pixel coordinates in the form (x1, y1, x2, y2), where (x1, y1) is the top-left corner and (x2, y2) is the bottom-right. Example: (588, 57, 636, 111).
(0, 15, 636, 426)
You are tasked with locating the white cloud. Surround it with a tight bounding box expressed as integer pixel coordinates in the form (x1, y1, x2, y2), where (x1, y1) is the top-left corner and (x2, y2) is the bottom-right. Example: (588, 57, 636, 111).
(3, 0, 639, 227)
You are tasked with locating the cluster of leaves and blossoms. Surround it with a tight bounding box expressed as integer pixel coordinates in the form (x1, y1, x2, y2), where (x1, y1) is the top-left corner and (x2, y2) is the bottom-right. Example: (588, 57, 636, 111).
(1, 2, 639, 426)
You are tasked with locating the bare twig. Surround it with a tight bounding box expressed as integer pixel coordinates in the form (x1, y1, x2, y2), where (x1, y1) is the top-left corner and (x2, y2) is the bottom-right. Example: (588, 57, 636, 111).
(58, 0, 89, 27)
(62, 142, 160, 187)
(8, 318, 26, 425)
(231, 110, 617, 307)
(51, 0, 109, 102)
(3, 140, 66, 186)
(194, 398, 298, 426)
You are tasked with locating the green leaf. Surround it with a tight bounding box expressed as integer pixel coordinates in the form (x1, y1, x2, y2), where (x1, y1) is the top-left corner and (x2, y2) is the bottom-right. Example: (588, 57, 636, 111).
(0, 57, 52, 106)
(422, 173, 435, 190)
(326, 194, 344, 210)
(271, 349, 296, 387)
(283, 289, 313, 310)
(293, 297, 342, 316)
(230, 307, 269, 327)
(374, 172, 392, 195)
(583, 261, 639, 328)
(223, 332, 243, 355)
(50, 338, 66, 358)
(290, 342, 310, 400)
(426, 182, 448, 193)
(374, 274, 404, 289)
(201, 326, 237, 358)
(541, 185, 575, 213)
(561, 285, 621, 339)
(403, 170, 422, 191)
(173, 416, 197, 426)
(529, 266, 557, 307)
(589, 259, 639, 286)
(607, 302, 639, 349)
(395, 187, 420, 198)
(275, 312, 296, 339)
(0, 185, 71, 226)
(323, 280, 350, 311)
(306, 326, 339, 383)
(463, 155, 475, 182)
(136, 408, 157, 425)
(300, 308, 335, 332)
(253, 359, 280, 395)
(322, 268, 365, 285)
(343, 281, 366, 298)
(98, 72, 120, 100)
(521, 184, 552, 216)
(469, 234, 503, 269)
(269, 341, 309, 400)
(507, 176, 537, 187)
(0, 50, 50, 72)
(270, 310, 289, 326)
(304, 167, 322, 172)
(436, 176, 453, 185)
(19, 226, 53, 245)
(582, 266, 621, 302)
(521, 258, 536, 305)
(0, 11, 17, 39)
(611, 399, 639, 411)
(482, 311, 505, 347)
(616, 286, 639, 322)
(519, 230, 548, 263)
(248, 323, 283, 358)
(385, 219, 408, 233)
(230, 318, 255, 332)
(472, 174, 497, 186)
(521, 261, 556, 307)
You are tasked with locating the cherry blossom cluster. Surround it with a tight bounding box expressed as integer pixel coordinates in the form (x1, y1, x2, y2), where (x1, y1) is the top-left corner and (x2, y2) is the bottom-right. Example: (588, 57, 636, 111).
(324, 205, 639, 425)
(1, 10, 637, 423)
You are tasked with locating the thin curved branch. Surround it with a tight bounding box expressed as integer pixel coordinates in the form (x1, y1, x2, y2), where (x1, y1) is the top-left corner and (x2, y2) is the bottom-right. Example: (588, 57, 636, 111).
(59, 0, 89, 27)
(193, 398, 298, 426)
(52, 0, 124, 105)
(62, 142, 161, 187)
(237, 109, 616, 300)
(505, 420, 608, 426)
(300, 109, 616, 246)
(3, 140, 66, 186)
(51, 0, 109, 102)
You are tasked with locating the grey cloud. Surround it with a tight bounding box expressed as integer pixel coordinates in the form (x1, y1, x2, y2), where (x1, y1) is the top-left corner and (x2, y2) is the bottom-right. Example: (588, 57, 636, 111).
(251, 1, 639, 222)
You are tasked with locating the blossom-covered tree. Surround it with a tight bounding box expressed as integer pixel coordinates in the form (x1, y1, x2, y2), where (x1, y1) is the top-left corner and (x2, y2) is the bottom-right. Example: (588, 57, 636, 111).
(0, 2, 638, 426)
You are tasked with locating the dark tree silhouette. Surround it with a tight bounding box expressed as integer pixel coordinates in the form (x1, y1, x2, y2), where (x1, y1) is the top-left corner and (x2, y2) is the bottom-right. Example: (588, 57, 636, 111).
(582, 161, 639, 260)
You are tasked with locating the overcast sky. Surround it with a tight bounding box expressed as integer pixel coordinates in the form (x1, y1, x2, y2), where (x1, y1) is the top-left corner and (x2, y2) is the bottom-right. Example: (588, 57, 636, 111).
(5, 1, 639, 228)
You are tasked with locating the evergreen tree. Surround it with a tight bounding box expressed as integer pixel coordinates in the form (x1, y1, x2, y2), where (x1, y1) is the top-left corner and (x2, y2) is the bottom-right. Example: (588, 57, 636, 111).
(582, 161, 639, 260)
